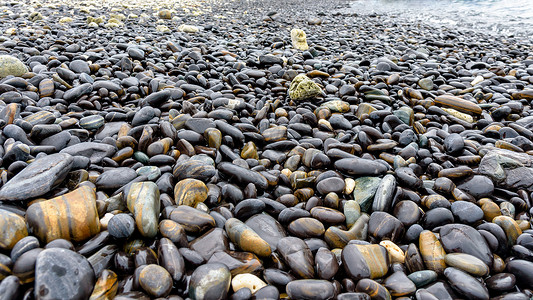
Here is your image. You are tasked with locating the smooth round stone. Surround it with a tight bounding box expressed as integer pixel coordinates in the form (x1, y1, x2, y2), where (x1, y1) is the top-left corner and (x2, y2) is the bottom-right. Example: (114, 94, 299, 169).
(451, 201, 483, 224)
(234, 199, 265, 220)
(230, 287, 251, 300)
(0, 209, 28, 250)
(95, 168, 138, 190)
(419, 230, 446, 275)
(384, 271, 416, 297)
(368, 211, 404, 243)
(342, 244, 389, 281)
(486, 273, 516, 292)
(422, 207, 454, 229)
(372, 174, 396, 212)
(356, 279, 391, 300)
(35, 248, 95, 300)
(277, 237, 315, 279)
(125, 182, 160, 238)
(174, 178, 208, 207)
(108, 214, 135, 239)
(506, 259, 533, 288)
(26, 186, 100, 243)
(139, 264, 172, 297)
(440, 224, 493, 268)
(457, 175, 494, 199)
(159, 220, 188, 247)
(244, 214, 286, 252)
(444, 267, 489, 300)
(407, 270, 438, 288)
(316, 177, 345, 195)
(225, 218, 271, 257)
(189, 263, 231, 300)
(0, 55, 27, 78)
(315, 247, 339, 280)
(286, 280, 335, 300)
(493, 215, 522, 247)
(444, 133, 464, 155)
(0, 275, 21, 299)
(158, 238, 185, 282)
(11, 236, 39, 262)
(288, 217, 325, 238)
(396, 167, 422, 189)
(13, 247, 41, 284)
(79, 115, 104, 131)
(311, 206, 345, 225)
(337, 293, 370, 300)
(335, 158, 387, 177)
(231, 273, 266, 294)
(444, 253, 489, 276)
(0, 153, 73, 201)
(393, 200, 421, 226)
(170, 206, 215, 234)
(69, 60, 90, 74)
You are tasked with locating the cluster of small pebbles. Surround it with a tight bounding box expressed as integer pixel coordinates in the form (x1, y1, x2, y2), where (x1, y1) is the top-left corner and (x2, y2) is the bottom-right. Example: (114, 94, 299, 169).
(1, 0, 533, 299)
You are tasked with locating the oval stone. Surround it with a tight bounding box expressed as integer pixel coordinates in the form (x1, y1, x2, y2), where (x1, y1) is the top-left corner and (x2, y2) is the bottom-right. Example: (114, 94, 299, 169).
(444, 267, 489, 300)
(125, 182, 160, 238)
(34, 248, 95, 300)
(189, 263, 231, 300)
(286, 280, 335, 300)
(342, 244, 389, 281)
(0, 153, 73, 201)
(174, 178, 208, 207)
(0, 209, 28, 250)
(26, 186, 100, 243)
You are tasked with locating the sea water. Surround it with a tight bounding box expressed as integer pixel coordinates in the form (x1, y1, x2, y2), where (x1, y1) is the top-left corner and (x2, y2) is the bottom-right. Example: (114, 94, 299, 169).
(349, 0, 533, 37)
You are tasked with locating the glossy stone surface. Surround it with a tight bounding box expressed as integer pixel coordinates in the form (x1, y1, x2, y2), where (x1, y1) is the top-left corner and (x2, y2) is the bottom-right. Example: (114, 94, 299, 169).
(26, 186, 100, 243)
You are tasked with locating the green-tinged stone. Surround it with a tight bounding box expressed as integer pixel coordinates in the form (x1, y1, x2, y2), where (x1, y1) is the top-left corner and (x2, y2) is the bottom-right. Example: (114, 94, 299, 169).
(136, 166, 161, 181)
(321, 100, 350, 113)
(0, 55, 27, 78)
(289, 74, 322, 101)
(290, 28, 309, 50)
(407, 270, 438, 288)
(393, 107, 414, 126)
(126, 182, 160, 238)
(343, 200, 361, 228)
(133, 151, 150, 164)
(353, 177, 381, 212)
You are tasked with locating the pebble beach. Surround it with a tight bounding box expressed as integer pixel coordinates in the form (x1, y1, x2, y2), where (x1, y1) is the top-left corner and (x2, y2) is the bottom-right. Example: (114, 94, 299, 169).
(0, 0, 533, 299)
